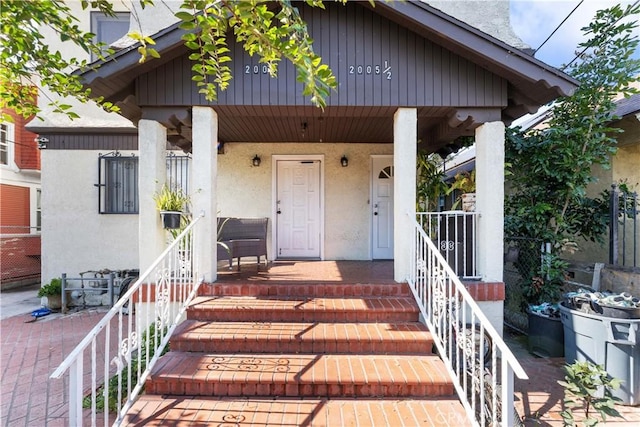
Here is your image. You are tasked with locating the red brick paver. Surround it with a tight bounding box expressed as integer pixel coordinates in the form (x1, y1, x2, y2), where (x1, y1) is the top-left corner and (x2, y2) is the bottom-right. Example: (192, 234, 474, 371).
(509, 331, 640, 426)
(0, 309, 117, 426)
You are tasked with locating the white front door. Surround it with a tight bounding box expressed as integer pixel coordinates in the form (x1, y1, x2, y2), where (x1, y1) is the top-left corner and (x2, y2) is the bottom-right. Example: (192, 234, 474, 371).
(371, 156, 394, 259)
(276, 159, 321, 258)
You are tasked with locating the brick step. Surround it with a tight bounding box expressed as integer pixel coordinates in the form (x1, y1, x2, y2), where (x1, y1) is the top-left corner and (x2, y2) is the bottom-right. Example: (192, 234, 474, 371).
(187, 295, 419, 322)
(146, 352, 454, 398)
(171, 320, 435, 354)
(197, 282, 411, 297)
(123, 395, 471, 426)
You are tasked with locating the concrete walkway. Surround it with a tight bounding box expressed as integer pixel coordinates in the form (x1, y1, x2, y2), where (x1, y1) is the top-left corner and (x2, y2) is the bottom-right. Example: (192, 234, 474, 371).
(1, 284, 639, 426)
(0, 284, 42, 321)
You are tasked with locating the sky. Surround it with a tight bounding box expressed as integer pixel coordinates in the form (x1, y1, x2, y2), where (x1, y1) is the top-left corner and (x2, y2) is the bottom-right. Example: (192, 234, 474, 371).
(509, 0, 640, 70)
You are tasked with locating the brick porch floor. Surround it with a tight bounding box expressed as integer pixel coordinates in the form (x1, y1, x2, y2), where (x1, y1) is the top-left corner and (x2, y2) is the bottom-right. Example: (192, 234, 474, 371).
(2, 261, 639, 425)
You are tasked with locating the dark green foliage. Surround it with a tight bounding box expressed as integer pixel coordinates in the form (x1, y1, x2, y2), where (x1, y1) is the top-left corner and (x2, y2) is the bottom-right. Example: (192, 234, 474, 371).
(37, 278, 62, 297)
(522, 253, 567, 306)
(416, 152, 447, 212)
(558, 361, 623, 426)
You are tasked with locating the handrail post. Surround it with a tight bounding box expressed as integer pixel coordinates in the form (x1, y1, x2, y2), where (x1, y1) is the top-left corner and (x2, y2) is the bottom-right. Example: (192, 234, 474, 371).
(69, 354, 84, 427)
(502, 363, 515, 427)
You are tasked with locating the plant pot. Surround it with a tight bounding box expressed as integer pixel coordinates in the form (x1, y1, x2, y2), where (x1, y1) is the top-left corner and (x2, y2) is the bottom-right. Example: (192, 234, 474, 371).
(527, 308, 564, 357)
(160, 211, 182, 229)
(461, 193, 476, 212)
(44, 295, 62, 310)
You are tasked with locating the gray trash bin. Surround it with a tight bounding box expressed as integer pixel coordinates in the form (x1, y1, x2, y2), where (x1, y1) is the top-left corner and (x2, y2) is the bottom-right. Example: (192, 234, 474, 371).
(560, 304, 640, 405)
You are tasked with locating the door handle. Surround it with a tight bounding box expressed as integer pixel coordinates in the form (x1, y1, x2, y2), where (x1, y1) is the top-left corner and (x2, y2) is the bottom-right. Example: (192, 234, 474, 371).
(277, 210, 282, 214)
(374, 212, 378, 216)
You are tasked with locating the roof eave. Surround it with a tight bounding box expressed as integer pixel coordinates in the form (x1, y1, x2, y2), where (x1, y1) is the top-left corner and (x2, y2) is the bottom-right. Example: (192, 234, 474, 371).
(371, 1, 579, 101)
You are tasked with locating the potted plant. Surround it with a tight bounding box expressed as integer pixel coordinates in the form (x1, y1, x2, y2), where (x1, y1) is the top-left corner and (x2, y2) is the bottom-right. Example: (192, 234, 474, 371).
(447, 169, 476, 211)
(153, 184, 190, 229)
(523, 252, 567, 357)
(38, 277, 63, 310)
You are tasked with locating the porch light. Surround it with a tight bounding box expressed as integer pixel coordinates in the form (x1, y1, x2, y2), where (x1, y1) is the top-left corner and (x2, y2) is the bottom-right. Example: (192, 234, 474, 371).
(340, 155, 348, 167)
(252, 154, 261, 167)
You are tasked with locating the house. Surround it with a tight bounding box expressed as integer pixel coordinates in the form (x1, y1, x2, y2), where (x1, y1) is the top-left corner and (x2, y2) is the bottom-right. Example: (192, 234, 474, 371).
(0, 106, 41, 289)
(31, 2, 584, 424)
(28, 1, 578, 331)
(574, 93, 640, 264)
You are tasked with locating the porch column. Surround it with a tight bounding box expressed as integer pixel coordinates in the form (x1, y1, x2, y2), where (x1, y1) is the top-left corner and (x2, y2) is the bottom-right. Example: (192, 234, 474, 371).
(475, 121, 505, 335)
(393, 108, 417, 283)
(475, 121, 505, 282)
(139, 119, 167, 273)
(191, 106, 218, 282)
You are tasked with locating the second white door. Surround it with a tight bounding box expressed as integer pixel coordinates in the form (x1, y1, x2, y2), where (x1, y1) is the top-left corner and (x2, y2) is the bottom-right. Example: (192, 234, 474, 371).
(372, 156, 394, 259)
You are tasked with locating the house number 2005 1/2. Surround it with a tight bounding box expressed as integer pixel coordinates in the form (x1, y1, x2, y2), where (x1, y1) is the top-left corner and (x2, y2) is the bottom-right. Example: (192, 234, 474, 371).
(348, 61, 392, 80)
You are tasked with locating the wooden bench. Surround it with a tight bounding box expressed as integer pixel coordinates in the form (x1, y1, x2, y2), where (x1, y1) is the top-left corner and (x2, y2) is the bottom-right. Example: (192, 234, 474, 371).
(217, 217, 268, 270)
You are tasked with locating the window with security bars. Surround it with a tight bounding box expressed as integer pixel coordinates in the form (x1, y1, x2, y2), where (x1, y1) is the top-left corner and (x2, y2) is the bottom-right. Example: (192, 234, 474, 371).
(97, 152, 190, 214)
(98, 154, 139, 214)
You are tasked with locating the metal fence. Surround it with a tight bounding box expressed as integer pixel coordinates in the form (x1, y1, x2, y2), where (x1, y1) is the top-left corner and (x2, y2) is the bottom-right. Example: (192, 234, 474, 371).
(417, 211, 480, 279)
(0, 226, 41, 286)
(503, 237, 544, 332)
(609, 184, 638, 267)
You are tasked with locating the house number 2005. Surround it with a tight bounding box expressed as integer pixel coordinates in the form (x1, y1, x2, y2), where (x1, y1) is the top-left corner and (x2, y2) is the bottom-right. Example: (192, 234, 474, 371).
(245, 64, 270, 75)
(348, 61, 392, 80)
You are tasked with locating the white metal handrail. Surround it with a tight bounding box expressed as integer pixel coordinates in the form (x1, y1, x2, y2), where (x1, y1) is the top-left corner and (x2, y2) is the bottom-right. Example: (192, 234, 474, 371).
(418, 211, 480, 279)
(50, 212, 205, 426)
(409, 214, 528, 427)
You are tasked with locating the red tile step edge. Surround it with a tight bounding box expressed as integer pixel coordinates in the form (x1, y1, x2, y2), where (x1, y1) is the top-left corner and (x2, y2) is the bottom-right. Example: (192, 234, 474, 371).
(198, 282, 412, 297)
(146, 352, 455, 398)
(186, 296, 419, 322)
(171, 320, 435, 354)
(123, 396, 472, 426)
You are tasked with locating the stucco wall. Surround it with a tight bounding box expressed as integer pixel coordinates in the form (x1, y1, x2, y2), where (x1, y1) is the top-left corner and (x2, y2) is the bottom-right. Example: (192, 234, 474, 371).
(41, 150, 139, 283)
(217, 142, 393, 260)
(41, 143, 393, 282)
(563, 117, 640, 267)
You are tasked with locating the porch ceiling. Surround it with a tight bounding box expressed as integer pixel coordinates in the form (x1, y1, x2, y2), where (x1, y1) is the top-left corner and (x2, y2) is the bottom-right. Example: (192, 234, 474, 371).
(142, 105, 495, 154)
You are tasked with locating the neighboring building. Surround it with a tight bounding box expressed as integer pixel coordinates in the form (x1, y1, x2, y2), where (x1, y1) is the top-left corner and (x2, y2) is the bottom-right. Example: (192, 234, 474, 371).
(564, 92, 640, 270)
(28, 1, 577, 331)
(0, 106, 42, 288)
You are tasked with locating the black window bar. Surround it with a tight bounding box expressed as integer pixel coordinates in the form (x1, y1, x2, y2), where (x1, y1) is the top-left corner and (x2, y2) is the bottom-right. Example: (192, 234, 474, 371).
(96, 151, 191, 214)
(97, 152, 139, 214)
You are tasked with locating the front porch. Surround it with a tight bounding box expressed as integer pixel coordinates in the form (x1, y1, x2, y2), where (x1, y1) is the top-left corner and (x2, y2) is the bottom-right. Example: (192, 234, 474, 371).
(215, 260, 395, 284)
(213, 259, 504, 307)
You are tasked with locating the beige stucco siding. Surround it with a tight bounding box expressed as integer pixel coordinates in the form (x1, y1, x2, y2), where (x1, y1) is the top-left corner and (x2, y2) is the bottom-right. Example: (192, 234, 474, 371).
(217, 142, 393, 260)
(41, 150, 139, 282)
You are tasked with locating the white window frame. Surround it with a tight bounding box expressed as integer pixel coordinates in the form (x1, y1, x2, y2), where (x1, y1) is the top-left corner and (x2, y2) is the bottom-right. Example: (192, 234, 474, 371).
(0, 121, 14, 168)
(90, 11, 130, 60)
(34, 188, 42, 234)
